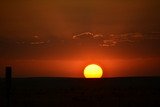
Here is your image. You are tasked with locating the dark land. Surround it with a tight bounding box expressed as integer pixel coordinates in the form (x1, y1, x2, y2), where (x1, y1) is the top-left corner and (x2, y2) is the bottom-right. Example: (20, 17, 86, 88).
(0, 77, 160, 107)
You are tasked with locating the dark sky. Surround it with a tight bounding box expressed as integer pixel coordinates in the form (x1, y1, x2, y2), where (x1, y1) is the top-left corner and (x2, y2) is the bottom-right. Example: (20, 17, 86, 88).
(0, 0, 160, 77)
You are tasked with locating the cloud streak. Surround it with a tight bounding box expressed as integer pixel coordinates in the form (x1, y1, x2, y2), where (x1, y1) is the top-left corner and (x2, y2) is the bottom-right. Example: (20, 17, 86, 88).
(72, 32, 160, 47)
(0, 32, 160, 60)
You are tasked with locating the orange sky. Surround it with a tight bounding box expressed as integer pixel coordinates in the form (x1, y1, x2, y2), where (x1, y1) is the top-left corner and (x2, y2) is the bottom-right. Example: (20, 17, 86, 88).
(0, 57, 160, 78)
(0, 0, 160, 77)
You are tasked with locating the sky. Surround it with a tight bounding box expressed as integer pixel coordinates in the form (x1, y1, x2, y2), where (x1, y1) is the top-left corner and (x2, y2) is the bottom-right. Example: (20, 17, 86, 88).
(0, 0, 160, 77)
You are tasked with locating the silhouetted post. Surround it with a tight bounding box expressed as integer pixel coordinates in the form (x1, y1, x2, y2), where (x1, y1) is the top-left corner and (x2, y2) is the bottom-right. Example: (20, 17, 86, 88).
(5, 66, 12, 107)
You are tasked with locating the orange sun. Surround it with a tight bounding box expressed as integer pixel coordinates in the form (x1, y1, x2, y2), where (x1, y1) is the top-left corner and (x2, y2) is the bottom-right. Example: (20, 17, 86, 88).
(84, 64, 103, 78)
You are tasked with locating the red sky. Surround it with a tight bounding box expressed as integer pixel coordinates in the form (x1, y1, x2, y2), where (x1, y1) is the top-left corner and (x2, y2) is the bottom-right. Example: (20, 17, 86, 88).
(0, 0, 160, 77)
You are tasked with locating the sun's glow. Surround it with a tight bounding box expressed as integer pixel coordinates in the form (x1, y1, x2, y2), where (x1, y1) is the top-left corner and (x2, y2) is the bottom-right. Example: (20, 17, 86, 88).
(84, 64, 103, 78)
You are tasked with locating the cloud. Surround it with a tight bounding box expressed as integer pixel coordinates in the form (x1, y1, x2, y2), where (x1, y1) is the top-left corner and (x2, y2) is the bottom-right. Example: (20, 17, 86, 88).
(71, 32, 160, 59)
(72, 32, 104, 46)
(72, 32, 145, 47)
(73, 32, 104, 39)
(0, 32, 160, 60)
(15, 35, 51, 46)
(73, 32, 94, 39)
(100, 33, 142, 47)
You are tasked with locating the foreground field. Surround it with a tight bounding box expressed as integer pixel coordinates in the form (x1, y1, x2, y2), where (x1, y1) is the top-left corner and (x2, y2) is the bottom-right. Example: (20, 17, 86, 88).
(0, 77, 160, 107)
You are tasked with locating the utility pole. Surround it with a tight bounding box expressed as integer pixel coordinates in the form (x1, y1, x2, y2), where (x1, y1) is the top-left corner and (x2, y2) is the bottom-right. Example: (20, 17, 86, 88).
(5, 66, 12, 107)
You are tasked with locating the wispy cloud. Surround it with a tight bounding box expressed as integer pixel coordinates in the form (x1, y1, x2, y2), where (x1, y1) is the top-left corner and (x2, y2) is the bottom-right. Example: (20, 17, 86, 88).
(72, 32, 160, 47)
(100, 33, 143, 47)
(16, 35, 50, 45)
(73, 32, 94, 39)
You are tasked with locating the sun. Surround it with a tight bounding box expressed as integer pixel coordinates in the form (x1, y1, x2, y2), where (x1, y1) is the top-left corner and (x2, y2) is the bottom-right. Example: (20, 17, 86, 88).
(84, 64, 103, 78)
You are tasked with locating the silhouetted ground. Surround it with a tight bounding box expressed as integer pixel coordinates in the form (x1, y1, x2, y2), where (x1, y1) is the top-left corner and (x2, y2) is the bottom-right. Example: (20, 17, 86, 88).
(0, 77, 160, 107)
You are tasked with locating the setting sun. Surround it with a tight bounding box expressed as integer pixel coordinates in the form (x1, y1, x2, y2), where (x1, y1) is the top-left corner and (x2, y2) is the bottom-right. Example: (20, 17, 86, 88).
(84, 64, 103, 78)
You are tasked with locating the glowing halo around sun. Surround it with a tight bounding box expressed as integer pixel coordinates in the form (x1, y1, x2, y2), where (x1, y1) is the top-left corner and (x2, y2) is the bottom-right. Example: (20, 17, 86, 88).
(84, 64, 103, 78)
